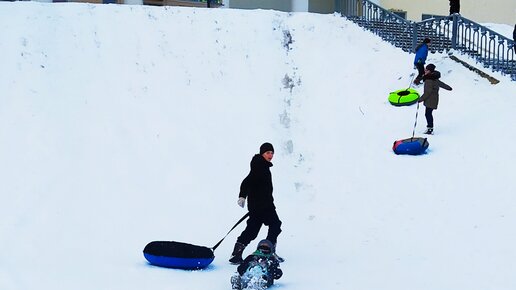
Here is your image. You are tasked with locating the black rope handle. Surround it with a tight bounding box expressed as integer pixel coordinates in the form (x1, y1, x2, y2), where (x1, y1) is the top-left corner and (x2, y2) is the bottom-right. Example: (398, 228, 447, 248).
(212, 212, 250, 251)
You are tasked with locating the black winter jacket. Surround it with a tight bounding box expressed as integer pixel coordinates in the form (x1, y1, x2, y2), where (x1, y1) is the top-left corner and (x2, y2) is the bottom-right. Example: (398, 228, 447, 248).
(239, 154, 275, 213)
(449, 0, 460, 14)
(237, 251, 283, 286)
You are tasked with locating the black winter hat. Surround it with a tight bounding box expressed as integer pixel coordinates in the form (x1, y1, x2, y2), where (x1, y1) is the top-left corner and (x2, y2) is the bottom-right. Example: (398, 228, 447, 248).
(259, 142, 274, 154)
(425, 64, 436, 71)
(257, 239, 274, 254)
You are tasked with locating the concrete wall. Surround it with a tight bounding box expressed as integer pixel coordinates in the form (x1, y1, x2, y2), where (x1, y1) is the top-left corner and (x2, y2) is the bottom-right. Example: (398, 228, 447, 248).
(227, 0, 291, 12)
(226, 0, 335, 14)
(379, 0, 516, 25)
(309, 0, 334, 14)
(292, 0, 308, 12)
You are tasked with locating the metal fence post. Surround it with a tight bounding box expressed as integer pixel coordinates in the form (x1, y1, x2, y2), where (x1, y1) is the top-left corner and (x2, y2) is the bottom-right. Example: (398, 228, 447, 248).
(451, 14, 458, 49)
(412, 22, 418, 52)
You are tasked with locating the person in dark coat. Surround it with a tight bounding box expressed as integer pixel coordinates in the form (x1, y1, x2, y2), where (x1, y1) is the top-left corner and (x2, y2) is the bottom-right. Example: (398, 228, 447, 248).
(413, 38, 431, 85)
(230, 240, 283, 290)
(513, 24, 515, 52)
(229, 143, 282, 264)
(418, 64, 453, 134)
(449, 0, 460, 15)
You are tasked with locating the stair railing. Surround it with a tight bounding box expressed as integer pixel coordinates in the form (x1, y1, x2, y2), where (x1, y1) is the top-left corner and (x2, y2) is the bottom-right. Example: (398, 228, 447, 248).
(336, 0, 516, 81)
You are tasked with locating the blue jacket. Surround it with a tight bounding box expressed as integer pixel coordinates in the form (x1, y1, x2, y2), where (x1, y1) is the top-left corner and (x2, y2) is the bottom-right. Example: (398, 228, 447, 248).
(414, 43, 429, 65)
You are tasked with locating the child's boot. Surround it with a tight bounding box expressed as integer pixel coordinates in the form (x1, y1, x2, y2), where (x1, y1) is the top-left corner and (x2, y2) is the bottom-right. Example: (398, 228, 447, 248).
(229, 242, 246, 264)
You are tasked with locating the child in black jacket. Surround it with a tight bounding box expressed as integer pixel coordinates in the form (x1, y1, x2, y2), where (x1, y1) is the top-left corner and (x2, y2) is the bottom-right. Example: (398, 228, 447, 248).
(229, 142, 283, 265)
(231, 240, 283, 290)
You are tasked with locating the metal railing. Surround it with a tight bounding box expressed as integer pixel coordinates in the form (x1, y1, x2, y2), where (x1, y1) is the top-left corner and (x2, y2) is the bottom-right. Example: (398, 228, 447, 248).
(336, 0, 515, 81)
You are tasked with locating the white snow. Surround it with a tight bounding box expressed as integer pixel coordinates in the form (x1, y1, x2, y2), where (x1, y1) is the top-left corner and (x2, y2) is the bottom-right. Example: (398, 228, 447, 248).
(0, 2, 515, 290)
(482, 22, 514, 39)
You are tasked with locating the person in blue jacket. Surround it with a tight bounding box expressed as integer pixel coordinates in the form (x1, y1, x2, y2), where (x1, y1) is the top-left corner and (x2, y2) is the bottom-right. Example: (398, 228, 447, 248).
(413, 38, 431, 85)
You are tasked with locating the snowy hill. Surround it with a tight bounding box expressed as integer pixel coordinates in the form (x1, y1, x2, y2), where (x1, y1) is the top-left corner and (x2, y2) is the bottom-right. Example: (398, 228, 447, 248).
(1, 2, 515, 290)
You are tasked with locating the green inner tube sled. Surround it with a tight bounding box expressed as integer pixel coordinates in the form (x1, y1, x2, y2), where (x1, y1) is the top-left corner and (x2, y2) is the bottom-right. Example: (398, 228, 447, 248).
(388, 88, 420, 106)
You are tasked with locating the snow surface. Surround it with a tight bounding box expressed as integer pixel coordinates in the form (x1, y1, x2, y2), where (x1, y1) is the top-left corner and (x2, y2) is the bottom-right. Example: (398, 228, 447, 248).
(1, 2, 515, 290)
(482, 23, 514, 39)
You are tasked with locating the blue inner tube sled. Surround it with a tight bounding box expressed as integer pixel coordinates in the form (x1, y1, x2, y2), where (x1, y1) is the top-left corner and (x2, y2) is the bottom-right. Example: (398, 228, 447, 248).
(143, 241, 215, 270)
(393, 137, 429, 155)
(143, 213, 250, 270)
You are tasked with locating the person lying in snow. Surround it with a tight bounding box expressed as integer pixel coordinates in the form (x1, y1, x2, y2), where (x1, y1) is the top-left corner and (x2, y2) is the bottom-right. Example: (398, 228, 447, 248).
(230, 239, 283, 290)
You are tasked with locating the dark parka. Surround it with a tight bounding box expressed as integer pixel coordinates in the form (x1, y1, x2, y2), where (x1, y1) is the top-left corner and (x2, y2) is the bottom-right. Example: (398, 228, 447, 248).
(419, 71, 452, 109)
(237, 251, 283, 286)
(239, 154, 275, 213)
(449, 0, 460, 14)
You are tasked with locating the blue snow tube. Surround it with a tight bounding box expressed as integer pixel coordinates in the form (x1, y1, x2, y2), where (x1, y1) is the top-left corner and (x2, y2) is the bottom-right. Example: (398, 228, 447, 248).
(392, 137, 429, 155)
(143, 241, 214, 270)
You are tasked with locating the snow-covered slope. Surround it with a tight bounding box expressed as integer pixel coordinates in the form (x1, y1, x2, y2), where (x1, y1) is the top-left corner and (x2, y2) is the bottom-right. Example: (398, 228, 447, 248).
(1, 2, 515, 290)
